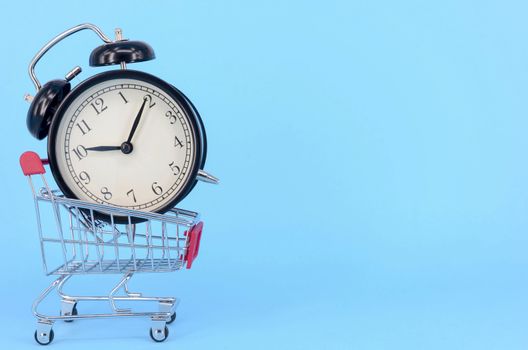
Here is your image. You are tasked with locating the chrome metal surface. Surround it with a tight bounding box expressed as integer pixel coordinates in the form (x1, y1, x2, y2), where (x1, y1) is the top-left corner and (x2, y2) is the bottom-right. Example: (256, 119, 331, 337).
(35, 320, 53, 344)
(114, 28, 123, 41)
(60, 299, 76, 317)
(150, 321, 168, 342)
(65, 66, 82, 81)
(29, 23, 112, 91)
(115, 28, 128, 70)
(28, 179, 198, 275)
(197, 169, 220, 184)
(25, 160, 201, 343)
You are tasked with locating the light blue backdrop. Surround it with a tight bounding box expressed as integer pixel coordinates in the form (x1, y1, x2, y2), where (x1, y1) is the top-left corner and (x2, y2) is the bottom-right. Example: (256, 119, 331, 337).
(0, 0, 527, 349)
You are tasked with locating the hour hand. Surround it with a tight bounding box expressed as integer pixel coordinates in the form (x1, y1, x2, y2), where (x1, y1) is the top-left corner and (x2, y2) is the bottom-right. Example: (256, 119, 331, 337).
(85, 145, 121, 151)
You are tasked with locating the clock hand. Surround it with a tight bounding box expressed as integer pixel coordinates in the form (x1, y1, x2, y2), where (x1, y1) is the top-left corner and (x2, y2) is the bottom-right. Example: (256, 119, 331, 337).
(85, 146, 122, 151)
(126, 96, 148, 144)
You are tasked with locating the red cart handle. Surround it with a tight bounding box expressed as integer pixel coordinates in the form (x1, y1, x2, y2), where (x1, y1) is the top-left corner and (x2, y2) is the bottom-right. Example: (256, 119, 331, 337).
(20, 151, 48, 176)
(185, 221, 203, 269)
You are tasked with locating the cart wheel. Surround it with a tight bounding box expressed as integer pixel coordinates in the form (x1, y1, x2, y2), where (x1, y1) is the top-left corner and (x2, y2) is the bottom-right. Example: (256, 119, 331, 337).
(34, 328, 54, 345)
(167, 312, 176, 325)
(149, 326, 169, 342)
(62, 303, 78, 322)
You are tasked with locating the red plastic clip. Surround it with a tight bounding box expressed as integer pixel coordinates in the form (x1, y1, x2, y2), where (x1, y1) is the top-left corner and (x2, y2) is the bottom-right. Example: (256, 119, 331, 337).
(185, 221, 204, 269)
(20, 151, 46, 176)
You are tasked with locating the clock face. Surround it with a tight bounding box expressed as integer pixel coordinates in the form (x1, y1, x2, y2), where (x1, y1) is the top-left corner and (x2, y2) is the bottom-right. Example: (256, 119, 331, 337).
(48, 70, 202, 213)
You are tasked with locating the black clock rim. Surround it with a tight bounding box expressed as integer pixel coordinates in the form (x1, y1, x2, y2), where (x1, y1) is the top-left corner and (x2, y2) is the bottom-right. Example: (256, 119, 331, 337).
(47, 69, 204, 221)
(171, 84, 207, 197)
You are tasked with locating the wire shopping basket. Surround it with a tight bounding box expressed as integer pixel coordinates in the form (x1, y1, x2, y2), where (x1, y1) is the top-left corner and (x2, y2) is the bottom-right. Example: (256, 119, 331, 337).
(20, 151, 204, 344)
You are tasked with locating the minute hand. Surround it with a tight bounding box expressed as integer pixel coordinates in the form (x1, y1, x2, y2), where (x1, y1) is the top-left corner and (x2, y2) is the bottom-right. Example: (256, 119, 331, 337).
(126, 97, 148, 143)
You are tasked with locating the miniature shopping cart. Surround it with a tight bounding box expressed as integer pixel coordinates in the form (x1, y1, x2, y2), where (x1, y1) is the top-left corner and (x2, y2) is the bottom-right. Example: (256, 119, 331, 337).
(19, 151, 205, 345)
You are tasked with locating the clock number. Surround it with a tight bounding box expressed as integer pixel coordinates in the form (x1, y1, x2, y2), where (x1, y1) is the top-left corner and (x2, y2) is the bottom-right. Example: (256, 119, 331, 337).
(90, 97, 108, 115)
(126, 189, 137, 203)
(118, 91, 129, 104)
(144, 94, 156, 108)
(174, 136, 184, 148)
(151, 182, 163, 196)
(76, 119, 92, 135)
(78, 171, 91, 185)
(169, 161, 181, 175)
(72, 145, 88, 161)
(100, 187, 112, 200)
(165, 111, 177, 124)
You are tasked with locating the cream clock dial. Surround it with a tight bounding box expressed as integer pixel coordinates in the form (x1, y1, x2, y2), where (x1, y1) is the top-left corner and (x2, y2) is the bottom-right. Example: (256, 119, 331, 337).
(48, 70, 204, 214)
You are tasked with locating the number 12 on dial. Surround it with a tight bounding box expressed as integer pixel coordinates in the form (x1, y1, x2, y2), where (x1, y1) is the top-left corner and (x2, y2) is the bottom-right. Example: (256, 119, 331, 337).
(48, 70, 206, 219)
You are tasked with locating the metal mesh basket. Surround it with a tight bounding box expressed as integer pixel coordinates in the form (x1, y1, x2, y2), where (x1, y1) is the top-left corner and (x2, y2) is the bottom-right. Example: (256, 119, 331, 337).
(21, 151, 203, 276)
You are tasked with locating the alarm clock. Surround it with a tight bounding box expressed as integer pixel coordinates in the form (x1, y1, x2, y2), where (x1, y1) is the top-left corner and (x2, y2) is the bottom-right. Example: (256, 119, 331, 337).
(25, 24, 218, 219)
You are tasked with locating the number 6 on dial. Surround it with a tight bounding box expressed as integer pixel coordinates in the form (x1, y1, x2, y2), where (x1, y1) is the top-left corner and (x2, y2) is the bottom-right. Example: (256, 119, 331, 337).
(47, 70, 212, 222)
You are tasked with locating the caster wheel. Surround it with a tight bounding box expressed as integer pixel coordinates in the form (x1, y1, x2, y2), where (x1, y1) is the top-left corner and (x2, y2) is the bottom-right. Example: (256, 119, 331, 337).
(167, 312, 176, 324)
(34, 329, 54, 345)
(62, 303, 78, 322)
(150, 326, 169, 342)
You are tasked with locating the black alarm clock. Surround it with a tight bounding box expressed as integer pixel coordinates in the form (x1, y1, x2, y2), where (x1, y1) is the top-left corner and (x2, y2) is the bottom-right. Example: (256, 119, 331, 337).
(25, 24, 217, 216)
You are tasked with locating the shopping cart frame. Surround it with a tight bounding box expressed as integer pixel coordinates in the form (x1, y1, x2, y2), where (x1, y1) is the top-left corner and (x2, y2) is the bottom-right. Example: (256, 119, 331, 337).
(20, 151, 204, 344)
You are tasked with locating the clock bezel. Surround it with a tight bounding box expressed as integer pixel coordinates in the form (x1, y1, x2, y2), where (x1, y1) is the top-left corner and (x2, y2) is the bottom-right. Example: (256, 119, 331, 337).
(171, 84, 207, 197)
(47, 69, 204, 218)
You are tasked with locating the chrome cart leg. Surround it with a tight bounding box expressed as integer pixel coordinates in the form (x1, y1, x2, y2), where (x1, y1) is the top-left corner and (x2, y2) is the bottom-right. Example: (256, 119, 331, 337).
(33, 275, 67, 319)
(160, 300, 176, 324)
(149, 299, 176, 341)
(33, 271, 179, 344)
(32, 275, 66, 345)
(124, 277, 142, 297)
(56, 274, 78, 321)
(60, 299, 78, 321)
(56, 274, 74, 300)
(56, 272, 178, 309)
(109, 272, 134, 312)
(35, 320, 54, 345)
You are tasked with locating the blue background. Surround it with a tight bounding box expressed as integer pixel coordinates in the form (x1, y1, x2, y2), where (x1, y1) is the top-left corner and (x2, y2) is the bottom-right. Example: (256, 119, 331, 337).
(0, 0, 527, 349)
